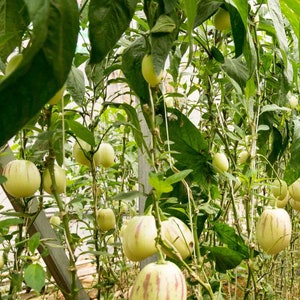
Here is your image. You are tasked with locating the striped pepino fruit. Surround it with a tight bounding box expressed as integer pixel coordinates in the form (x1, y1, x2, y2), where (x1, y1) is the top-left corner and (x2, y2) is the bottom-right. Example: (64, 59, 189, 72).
(256, 207, 291, 255)
(129, 261, 187, 300)
(121, 215, 158, 261)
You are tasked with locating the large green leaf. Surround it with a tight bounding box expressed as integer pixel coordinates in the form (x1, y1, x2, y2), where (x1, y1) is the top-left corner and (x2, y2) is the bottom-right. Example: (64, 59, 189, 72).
(66, 66, 85, 105)
(213, 222, 249, 259)
(88, 0, 138, 63)
(202, 246, 244, 273)
(284, 117, 300, 185)
(0, 0, 29, 62)
(121, 37, 150, 106)
(24, 263, 45, 292)
(160, 108, 213, 186)
(194, 0, 222, 28)
(0, 0, 79, 147)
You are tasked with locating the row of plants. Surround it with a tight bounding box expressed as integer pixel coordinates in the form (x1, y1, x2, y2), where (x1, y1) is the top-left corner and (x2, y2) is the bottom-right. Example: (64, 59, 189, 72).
(0, 0, 300, 299)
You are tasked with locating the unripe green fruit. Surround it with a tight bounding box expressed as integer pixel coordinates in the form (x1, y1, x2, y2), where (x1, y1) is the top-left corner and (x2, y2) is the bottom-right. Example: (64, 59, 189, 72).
(6, 54, 23, 76)
(141, 54, 163, 87)
(96, 208, 116, 231)
(129, 261, 187, 300)
(43, 165, 66, 195)
(271, 179, 288, 200)
(212, 152, 229, 172)
(2, 160, 41, 198)
(213, 8, 231, 31)
(238, 150, 249, 164)
(50, 215, 61, 226)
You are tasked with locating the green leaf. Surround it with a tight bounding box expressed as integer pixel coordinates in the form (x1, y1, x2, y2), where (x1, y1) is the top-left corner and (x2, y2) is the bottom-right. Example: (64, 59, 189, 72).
(0, 218, 24, 228)
(285, 117, 300, 184)
(0, 175, 6, 184)
(0, 0, 79, 146)
(202, 246, 244, 273)
(24, 263, 45, 292)
(222, 57, 249, 89)
(66, 66, 85, 105)
(67, 120, 95, 146)
(160, 108, 212, 186)
(121, 37, 150, 106)
(0, 0, 30, 61)
(28, 232, 41, 254)
(148, 172, 173, 196)
(213, 222, 249, 259)
(165, 169, 193, 185)
(194, 0, 222, 28)
(151, 14, 176, 33)
(89, 0, 138, 63)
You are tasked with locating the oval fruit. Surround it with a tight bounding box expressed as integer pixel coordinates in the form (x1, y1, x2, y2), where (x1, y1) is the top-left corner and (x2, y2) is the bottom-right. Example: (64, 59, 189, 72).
(129, 261, 187, 300)
(141, 54, 163, 87)
(2, 160, 41, 198)
(288, 178, 300, 202)
(97, 143, 115, 168)
(289, 198, 300, 211)
(43, 165, 66, 194)
(121, 215, 157, 261)
(96, 208, 116, 231)
(271, 179, 288, 200)
(73, 140, 101, 168)
(48, 85, 65, 105)
(256, 208, 291, 255)
(212, 152, 229, 172)
(237, 150, 249, 164)
(0, 251, 4, 270)
(213, 8, 231, 31)
(161, 217, 194, 259)
(50, 215, 61, 226)
(6, 53, 23, 76)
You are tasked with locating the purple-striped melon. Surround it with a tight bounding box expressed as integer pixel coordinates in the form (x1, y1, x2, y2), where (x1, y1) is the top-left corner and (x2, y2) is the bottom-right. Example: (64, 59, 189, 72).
(256, 208, 291, 255)
(121, 215, 158, 261)
(129, 261, 187, 300)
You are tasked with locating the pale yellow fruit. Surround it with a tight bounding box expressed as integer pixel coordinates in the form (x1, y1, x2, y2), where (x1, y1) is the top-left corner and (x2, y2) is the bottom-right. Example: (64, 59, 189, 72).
(256, 208, 291, 255)
(288, 94, 298, 109)
(6, 53, 23, 76)
(97, 143, 115, 168)
(212, 152, 229, 172)
(271, 179, 288, 200)
(129, 261, 187, 300)
(96, 208, 116, 231)
(213, 8, 231, 31)
(141, 54, 163, 87)
(289, 198, 300, 211)
(43, 165, 66, 195)
(288, 178, 300, 202)
(238, 150, 249, 164)
(0, 252, 4, 270)
(2, 160, 41, 198)
(73, 140, 102, 168)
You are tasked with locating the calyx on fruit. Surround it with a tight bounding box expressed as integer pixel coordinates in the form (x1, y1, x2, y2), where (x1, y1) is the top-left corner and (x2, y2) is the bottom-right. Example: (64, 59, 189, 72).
(141, 54, 163, 87)
(43, 165, 66, 195)
(161, 217, 194, 259)
(129, 260, 187, 300)
(256, 207, 291, 255)
(96, 208, 116, 231)
(213, 8, 231, 31)
(121, 215, 158, 261)
(2, 160, 41, 198)
(212, 152, 229, 172)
